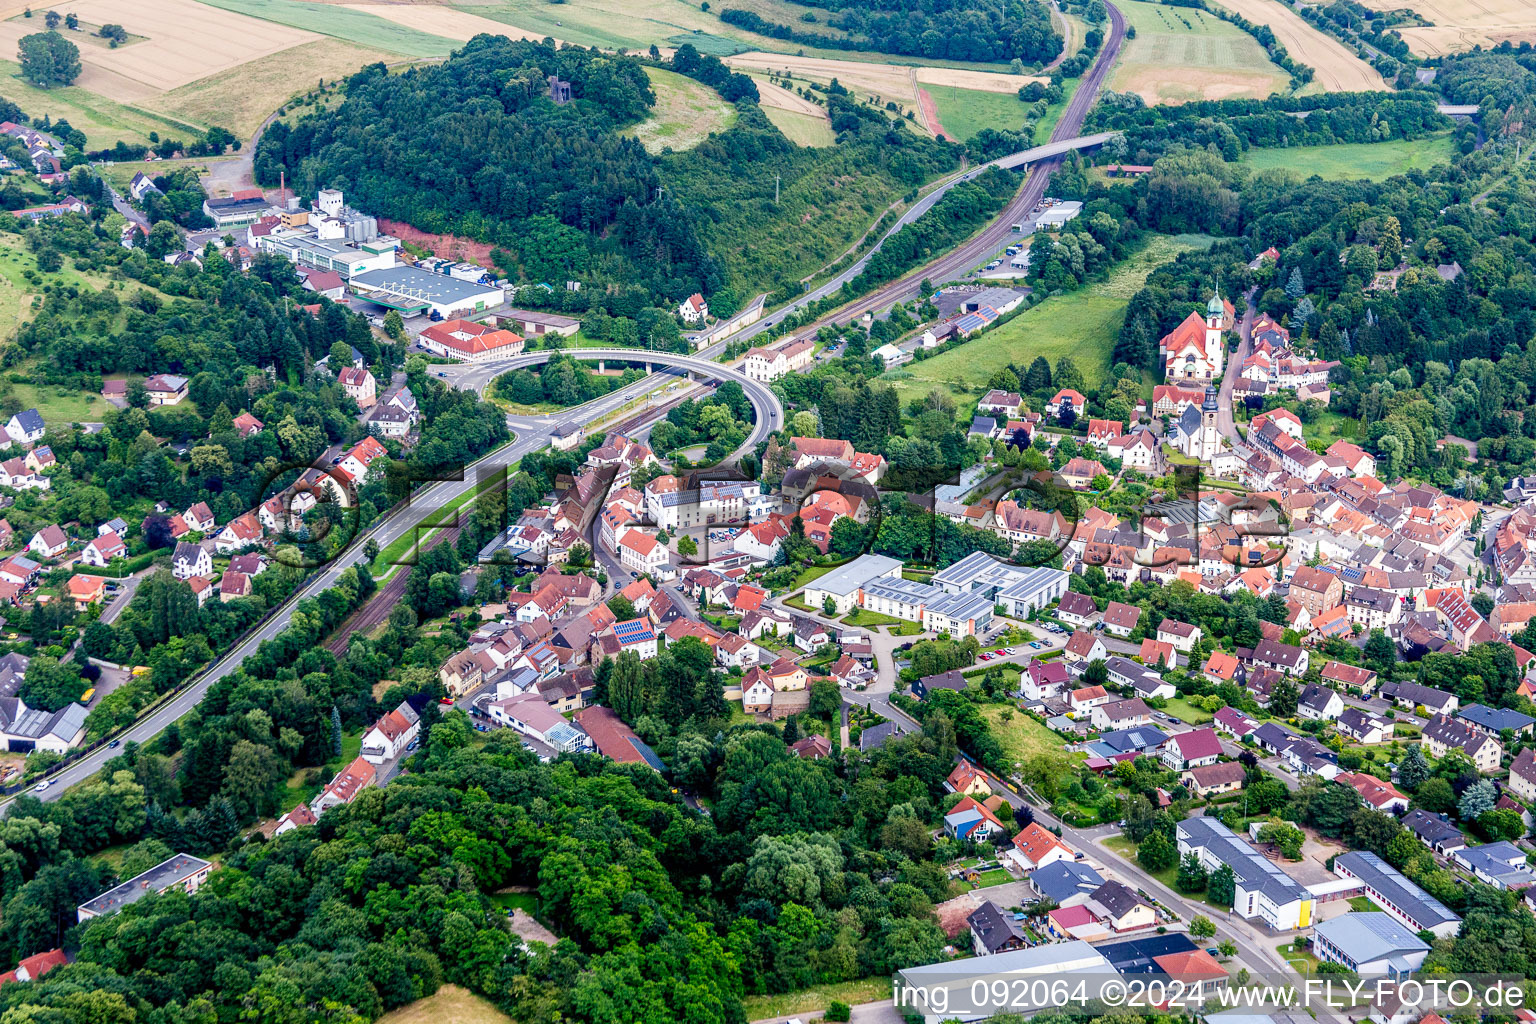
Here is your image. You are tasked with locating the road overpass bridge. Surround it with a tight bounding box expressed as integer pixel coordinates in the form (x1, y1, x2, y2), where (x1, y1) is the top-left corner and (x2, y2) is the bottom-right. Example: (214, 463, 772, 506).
(472, 348, 785, 461)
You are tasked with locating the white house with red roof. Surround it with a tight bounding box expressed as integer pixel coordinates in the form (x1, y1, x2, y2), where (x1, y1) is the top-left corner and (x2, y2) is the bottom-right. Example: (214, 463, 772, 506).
(360, 701, 420, 764)
(678, 293, 708, 324)
(1006, 822, 1076, 872)
(80, 531, 126, 568)
(339, 437, 389, 487)
(310, 756, 376, 814)
(617, 528, 668, 575)
(338, 367, 377, 408)
(1045, 388, 1087, 419)
(418, 319, 524, 362)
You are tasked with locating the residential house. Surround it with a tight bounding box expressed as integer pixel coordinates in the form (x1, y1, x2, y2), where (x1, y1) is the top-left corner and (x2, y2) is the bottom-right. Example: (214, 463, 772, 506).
(66, 574, 106, 611)
(338, 367, 377, 409)
(1056, 591, 1099, 628)
(359, 702, 420, 764)
(1335, 772, 1409, 813)
(968, 900, 1029, 956)
(1068, 685, 1112, 716)
(1161, 728, 1222, 770)
(944, 795, 1008, 841)
(76, 854, 213, 922)
(1380, 681, 1458, 716)
(5, 410, 44, 446)
(1421, 714, 1502, 772)
(311, 756, 376, 815)
(1102, 601, 1141, 637)
(172, 542, 212, 581)
(1062, 630, 1107, 665)
(1251, 638, 1308, 677)
(1156, 619, 1202, 653)
(183, 502, 216, 533)
(27, 526, 67, 560)
(214, 513, 263, 553)
(143, 374, 189, 406)
(1508, 748, 1536, 803)
(1401, 809, 1465, 856)
(1183, 761, 1246, 797)
(1336, 707, 1394, 745)
(1296, 684, 1344, 721)
(1456, 703, 1535, 739)
(1091, 697, 1153, 731)
(1006, 822, 1076, 872)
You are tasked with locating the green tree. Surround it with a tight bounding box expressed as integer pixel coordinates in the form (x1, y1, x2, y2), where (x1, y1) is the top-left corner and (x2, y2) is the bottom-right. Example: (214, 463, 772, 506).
(1415, 777, 1456, 814)
(383, 310, 404, 339)
(1137, 830, 1175, 871)
(1189, 915, 1216, 939)
(1175, 851, 1208, 893)
(1396, 745, 1429, 790)
(1207, 864, 1236, 907)
(17, 31, 80, 88)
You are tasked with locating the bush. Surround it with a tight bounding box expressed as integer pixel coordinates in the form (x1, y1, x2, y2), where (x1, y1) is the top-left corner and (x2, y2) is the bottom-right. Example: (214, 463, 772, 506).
(826, 1001, 851, 1022)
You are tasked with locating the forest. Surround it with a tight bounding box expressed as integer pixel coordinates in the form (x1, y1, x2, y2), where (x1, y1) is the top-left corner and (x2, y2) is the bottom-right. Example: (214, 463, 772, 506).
(1088, 89, 1451, 163)
(657, 98, 961, 296)
(720, 0, 1060, 65)
(254, 38, 723, 308)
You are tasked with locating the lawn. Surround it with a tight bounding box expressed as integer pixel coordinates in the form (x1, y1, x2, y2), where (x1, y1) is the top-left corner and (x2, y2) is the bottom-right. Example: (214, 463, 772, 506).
(791, 563, 840, 589)
(1347, 895, 1382, 913)
(927, 85, 1030, 142)
(1241, 133, 1459, 182)
(1277, 941, 1322, 974)
(1161, 696, 1215, 725)
(0, 235, 118, 329)
(1110, 0, 1290, 105)
(377, 985, 513, 1024)
(625, 67, 737, 155)
(196, 0, 462, 56)
(0, 62, 195, 149)
(761, 105, 836, 147)
(489, 891, 538, 914)
(974, 868, 1013, 887)
(842, 608, 904, 627)
(981, 705, 1075, 765)
(886, 234, 1213, 406)
(740, 977, 892, 1021)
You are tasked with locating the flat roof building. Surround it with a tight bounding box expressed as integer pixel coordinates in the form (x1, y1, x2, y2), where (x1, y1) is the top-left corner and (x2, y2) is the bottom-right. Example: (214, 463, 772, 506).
(894, 940, 1115, 1023)
(802, 554, 902, 615)
(351, 265, 504, 318)
(1312, 912, 1429, 977)
(78, 854, 212, 921)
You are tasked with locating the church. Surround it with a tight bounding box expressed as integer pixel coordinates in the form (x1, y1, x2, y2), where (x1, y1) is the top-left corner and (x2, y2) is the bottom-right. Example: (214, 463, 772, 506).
(1173, 386, 1222, 460)
(1160, 294, 1229, 382)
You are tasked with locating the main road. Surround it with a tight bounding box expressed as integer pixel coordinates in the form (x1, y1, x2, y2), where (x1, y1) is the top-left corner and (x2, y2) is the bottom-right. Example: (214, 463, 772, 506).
(12, 360, 778, 808)
(27, 13, 1123, 804)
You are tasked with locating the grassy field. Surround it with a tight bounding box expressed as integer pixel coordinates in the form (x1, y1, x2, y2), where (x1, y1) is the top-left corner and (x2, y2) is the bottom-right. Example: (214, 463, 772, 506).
(197, 0, 461, 56)
(625, 67, 736, 154)
(0, 62, 196, 148)
(761, 104, 836, 147)
(157, 39, 396, 139)
(0, 234, 112, 327)
(842, 608, 905, 627)
(377, 986, 513, 1024)
(5, 382, 113, 428)
(981, 705, 1072, 763)
(740, 977, 892, 1020)
(885, 233, 1213, 407)
(1111, 0, 1290, 104)
(927, 85, 1030, 142)
(1160, 696, 1215, 725)
(1241, 133, 1459, 181)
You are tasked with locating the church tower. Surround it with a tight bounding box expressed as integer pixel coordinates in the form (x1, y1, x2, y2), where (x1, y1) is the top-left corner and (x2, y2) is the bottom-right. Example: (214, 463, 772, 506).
(1204, 293, 1225, 378)
(1199, 385, 1222, 462)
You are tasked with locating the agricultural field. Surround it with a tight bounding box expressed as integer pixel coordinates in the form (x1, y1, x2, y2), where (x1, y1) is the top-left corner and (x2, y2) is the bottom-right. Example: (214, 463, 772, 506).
(1356, 0, 1536, 56)
(1215, 0, 1387, 92)
(748, 77, 835, 146)
(377, 986, 513, 1024)
(156, 39, 395, 139)
(344, 2, 561, 45)
(926, 85, 1030, 142)
(1240, 133, 1459, 181)
(1110, 0, 1290, 104)
(726, 51, 1044, 136)
(0, 0, 321, 100)
(885, 233, 1213, 406)
(0, 60, 194, 148)
(195, 0, 460, 55)
(624, 66, 737, 154)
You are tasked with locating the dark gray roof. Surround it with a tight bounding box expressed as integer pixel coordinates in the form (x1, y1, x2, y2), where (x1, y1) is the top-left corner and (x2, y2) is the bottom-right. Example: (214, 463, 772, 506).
(1299, 684, 1338, 712)
(1334, 852, 1458, 932)
(1089, 879, 1147, 919)
(967, 899, 1028, 953)
(1176, 816, 1310, 906)
(11, 409, 42, 434)
(1401, 809, 1464, 848)
(1028, 860, 1104, 903)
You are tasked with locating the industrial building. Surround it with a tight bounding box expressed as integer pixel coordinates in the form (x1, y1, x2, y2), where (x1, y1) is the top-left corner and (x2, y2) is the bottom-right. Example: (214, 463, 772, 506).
(352, 266, 505, 320)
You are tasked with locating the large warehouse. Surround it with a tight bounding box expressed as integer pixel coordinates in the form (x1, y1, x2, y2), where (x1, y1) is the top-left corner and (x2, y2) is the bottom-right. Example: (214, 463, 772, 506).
(350, 266, 505, 320)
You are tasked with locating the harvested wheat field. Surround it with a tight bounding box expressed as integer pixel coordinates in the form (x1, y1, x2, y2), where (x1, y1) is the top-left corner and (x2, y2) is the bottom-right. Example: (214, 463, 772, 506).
(1216, 0, 1386, 92)
(0, 0, 318, 98)
(915, 66, 1047, 94)
(344, 3, 567, 45)
(158, 39, 394, 138)
(1357, 0, 1536, 56)
(377, 986, 512, 1024)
